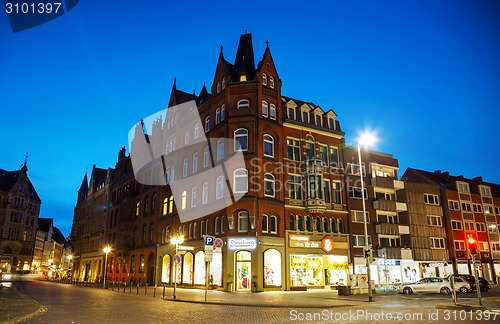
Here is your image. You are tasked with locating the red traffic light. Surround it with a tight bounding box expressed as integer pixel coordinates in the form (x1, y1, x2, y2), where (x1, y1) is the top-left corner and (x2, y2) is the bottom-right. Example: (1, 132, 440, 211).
(467, 234, 477, 254)
(467, 236, 475, 244)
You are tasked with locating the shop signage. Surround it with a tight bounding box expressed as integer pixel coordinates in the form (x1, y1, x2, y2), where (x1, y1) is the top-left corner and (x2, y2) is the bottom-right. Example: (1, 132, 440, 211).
(290, 240, 320, 248)
(481, 252, 491, 261)
(204, 250, 213, 262)
(321, 237, 334, 253)
(377, 259, 400, 266)
(228, 238, 257, 250)
(427, 262, 448, 267)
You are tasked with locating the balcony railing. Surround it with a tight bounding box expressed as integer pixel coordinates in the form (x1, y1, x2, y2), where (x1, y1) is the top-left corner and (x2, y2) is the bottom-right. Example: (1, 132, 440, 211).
(375, 223, 410, 235)
(370, 176, 394, 189)
(373, 199, 396, 212)
(393, 180, 405, 190)
(377, 247, 412, 260)
(396, 202, 407, 212)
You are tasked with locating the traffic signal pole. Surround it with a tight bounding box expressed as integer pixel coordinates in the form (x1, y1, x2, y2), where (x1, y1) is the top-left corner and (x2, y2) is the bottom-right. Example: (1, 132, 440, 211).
(471, 254, 482, 306)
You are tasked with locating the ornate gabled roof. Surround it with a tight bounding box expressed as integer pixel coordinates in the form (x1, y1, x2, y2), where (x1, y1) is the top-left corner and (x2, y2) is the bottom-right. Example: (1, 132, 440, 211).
(0, 165, 41, 202)
(78, 173, 88, 192)
(232, 32, 256, 82)
(198, 83, 211, 102)
(38, 217, 53, 232)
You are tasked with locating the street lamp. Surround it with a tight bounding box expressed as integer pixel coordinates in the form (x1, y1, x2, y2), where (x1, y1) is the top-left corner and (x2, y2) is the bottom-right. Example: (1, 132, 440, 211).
(357, 131, 377, 302)
(103, 247, 111, 289)
(170, 236, 184, 299)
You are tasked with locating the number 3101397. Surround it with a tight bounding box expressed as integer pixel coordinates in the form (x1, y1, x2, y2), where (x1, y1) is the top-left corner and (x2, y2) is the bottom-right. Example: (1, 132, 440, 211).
(5, 2, 62, 14)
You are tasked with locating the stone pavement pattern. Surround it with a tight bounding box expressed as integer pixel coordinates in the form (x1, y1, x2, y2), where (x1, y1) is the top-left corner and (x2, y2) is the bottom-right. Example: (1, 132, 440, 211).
(6, 282, 500, 323)
(0, 285, 41, 323)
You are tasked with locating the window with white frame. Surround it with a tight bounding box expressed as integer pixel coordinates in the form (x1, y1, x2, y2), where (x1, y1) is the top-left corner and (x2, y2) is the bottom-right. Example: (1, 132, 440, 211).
(264, 173, 275, 197)
(320, 145, 328, 165)
(191, 187, 197, 208)
(461, 202, 472, 211)
(479, 241, 489, 251)
(217, 138, 224, 160)
(203, 146, 210, 168)
(464, 221, 474, 231)
(323, 180, 331, 203)
(185, 130, 190, 145)
(473, 204, 482, 213)
(183, 158, 188, 177)
(454, 240, 466, 251)
(379, 235, 400, 248)
(351, 210, 370, 223)
(491, 242, 500, 251)
(424, 194, 440, 205)
(449, 200, 459, 210)
(270, 215, 277, 234)
(430, 237, 445, 249)
(496, 207, 500, 215)
(378, 214, 398, 224)
(205, 116, 210, 132)
(238, 100, 249, 109)
(222, 78, 225, 90)
(476, 223, 486, 232)
(262, 214, 268, 233)
(315, 114, 322, 126)
(288, 175, 302, 200)
(484, 205, 494, 214)
(217, 81, 220, 93)
(221, 216, 225, 233)
(194, 124, 200, 139)
(193, 153, 198, 172)
(234, 128, 248, 151)
(181, 191, 187, 210)
(270, 103, 276, 120)
(488, 224, 498, 233)
(330, 147, 339, 167)
(287, 139, 300, 161)
(202, 182, 208, 204)
(347, 163, 365, 176)
(427, 215, 442, 227)
(332, 181, 342, 204)
(263, 134, 274, 158)
(451, 220, 463, 230)
(215, 217, 220, 234)
(233, 168, 248, 193)
(328, 118, 335, 130)
(353, 235, 372, 248)
(262, 101, 268, 117)
(238, 211, 248, 232)
(269, 76, 274, 89)
(221, 104, 225, 121)
(349, 187, 368, 199)
(262, 73, 267, 86)
(216, 175, 224, 199)
(302, 110, 309, 123)
(457, 182, 469, 192)
(287, 107, 295, 120)
(188, 223, 193, 239)
(216, 108, 220, 124)
(480, 186, 491, 196)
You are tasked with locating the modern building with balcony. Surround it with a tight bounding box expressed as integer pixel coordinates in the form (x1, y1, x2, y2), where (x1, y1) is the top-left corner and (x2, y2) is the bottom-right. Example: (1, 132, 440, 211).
(402, 168, 500, 283)
(343, 146, 414, 287)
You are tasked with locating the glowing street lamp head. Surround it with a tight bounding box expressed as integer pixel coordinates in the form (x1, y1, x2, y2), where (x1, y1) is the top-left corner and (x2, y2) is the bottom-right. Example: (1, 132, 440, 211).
(103, 247, 112, 254)
(67, 255, 73, 260)
(171, 237, 184, 245)
(358, 131, 377, 147)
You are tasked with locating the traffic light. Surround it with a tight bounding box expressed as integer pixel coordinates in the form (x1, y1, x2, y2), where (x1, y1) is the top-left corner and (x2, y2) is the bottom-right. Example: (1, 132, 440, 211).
(467, 235, 477, 254)
(364, 248, 374, 263)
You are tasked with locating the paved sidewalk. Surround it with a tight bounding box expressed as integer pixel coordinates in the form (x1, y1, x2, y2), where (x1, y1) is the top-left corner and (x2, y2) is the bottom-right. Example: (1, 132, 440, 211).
(0, 284, 44, 324)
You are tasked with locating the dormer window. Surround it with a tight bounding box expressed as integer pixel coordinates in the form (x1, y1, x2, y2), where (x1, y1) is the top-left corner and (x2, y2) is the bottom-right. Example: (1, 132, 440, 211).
(328, 118, 335, 130)
(240, 75, 247, 82)
(238, 100, 249, 109)
(315, 115, 322, 126)
(217, 81, 221, 93)
(287, 107, 295, 120)
(302, 111, 309, 123)
(222, 77, 226, 90)
(269, 76, 275, 89)
(262, 73, 267, 86)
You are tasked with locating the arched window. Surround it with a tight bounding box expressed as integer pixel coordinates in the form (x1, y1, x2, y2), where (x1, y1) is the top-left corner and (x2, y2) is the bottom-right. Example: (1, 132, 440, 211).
(185, 130, 190, 145)
(130, 255, 136, 274)
(183, 158, 188, 177)
(151, 194, 156, 213)
(205, 116, 210, 132)
(324, 218, 330, 233)
(171, 166, 175, 182)
(262, 214, 268, 233)
(216, 175, 224, 199)
(163, 198, 168, 215)
(238, 210, 249, 232)
(168, 196, 174, 214)
(262, 100, 268, 117)
(215, 217, 220, 234)
(233, 168, 248, 193)
(182, 252, 193, 284)
(193, 222, 197, 239)
(290, 214, 296, 230)
(188, 223, 193, 239)
(194, 251, 206, 285)
(202, 182, 209, 204)
(306, 216, 312, 232)
(270, 104, 276, 120)
(237, 100, 249, 109)
(144, 196, 149, 214)
(195, 123, 200, 139)
(191, 186, 197, 207)
(149, 223, 154, 242)
(263, 134, 274, 158)
(222, 77, 226, 90)
(216, 108, 221, 124)
(298, 215, 304, 231)
(217, 81, 221, 93)
(200, 220, 205, 236)
(164, 226, 170, 243)
(203, 146, 210, 167)
(162, 255, 170, 283)
(221, 104, 225, 120)
(262, 73, 267, 86)
(270, 215, 277, 234)
(264, 173, 275, 197)
(234, 128, 248, 151)
(263, 249, 281, 287)
(316, 217, 322, 232)
(221, 216, 225, 233)
(269, 76, 275, 89)
(331, 218, 338, 233)
(181, 190, 187, 210)
(165, 167, 170, 184)
(136, 201, 140, 217)
(339, 218, 345, 233)
(193, 153, 198, 172)
(217, 138, 224, 160)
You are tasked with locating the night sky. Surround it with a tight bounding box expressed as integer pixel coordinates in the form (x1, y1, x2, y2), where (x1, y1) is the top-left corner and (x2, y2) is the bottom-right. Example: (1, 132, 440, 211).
(1, 0, 499, 237)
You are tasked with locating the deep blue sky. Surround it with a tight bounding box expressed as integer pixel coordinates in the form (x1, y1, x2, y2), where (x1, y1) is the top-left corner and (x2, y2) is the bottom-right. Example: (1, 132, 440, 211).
(1, 0, 499, 237)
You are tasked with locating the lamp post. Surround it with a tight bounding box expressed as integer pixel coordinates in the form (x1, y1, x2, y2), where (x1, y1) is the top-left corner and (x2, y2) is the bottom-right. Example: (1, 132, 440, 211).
(357, 132, 376, 302)
(171, 236, 184, 299)
(67, 255, 73, 278)
(103, 247, 111, 289)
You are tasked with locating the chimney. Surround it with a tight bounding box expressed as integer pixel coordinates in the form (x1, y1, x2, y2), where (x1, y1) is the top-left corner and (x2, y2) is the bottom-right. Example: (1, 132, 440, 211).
(443, 172, 449, 177)
(473, 176, 483, 182)
(434, 170, 441, 174)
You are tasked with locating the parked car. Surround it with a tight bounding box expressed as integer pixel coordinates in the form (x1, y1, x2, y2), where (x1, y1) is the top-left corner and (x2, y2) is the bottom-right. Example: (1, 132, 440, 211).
(0, 270, 41, 282)
(456, 275, 491, 292)
(398, 277, 470, 295)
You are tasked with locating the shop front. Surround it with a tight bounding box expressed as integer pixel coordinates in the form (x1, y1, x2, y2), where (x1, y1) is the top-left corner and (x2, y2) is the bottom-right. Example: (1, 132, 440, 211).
(420, 261, 453, 278)
(285, 232, 349, 290)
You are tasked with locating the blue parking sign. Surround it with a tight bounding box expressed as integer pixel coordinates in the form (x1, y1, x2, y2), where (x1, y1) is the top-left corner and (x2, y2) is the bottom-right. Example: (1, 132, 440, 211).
(205, 236, 215, 246)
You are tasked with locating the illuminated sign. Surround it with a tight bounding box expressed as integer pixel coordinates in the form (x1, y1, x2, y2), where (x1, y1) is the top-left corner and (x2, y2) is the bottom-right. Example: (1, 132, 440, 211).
(322, 237, 334, 253)
(228, 238, 257, 250)
(377, 259, 400, 266)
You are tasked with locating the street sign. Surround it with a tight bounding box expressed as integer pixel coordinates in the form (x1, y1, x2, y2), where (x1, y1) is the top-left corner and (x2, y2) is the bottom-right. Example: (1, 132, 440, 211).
(204, 250, 213, 262)
(173, 254, 181, 264)
(178, 245, 194, 251)
(205, 236, 215, 246)
(214, 238, 223, 248)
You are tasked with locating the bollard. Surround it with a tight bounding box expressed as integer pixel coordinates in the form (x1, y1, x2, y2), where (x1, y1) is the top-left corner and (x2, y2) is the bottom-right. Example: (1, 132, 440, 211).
(163, 285, 165, 299)
(153, 285, 156, 298)
(136, 284, 139, 295)
(129, 282, 132, 294)
(145, 283, 147, 296)
(123, 282, 126, 293)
